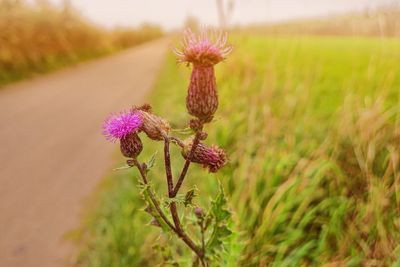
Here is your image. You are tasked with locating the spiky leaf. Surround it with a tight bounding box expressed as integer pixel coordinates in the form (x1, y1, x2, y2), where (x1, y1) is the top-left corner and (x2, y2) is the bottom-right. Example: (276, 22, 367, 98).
(145, 151, 158, 173)
(113, 164, 133, 171)
(206, 183, 233, 260)
(184, 188, 197, 207)
(139, 183, 171, 233)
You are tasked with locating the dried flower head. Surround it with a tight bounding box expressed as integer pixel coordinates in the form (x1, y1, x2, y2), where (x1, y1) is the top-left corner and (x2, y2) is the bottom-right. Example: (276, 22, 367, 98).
(182, 140, 227, 173)
(175, 28, 233, 67)
(102, 110, 142, 142)
(133, 105, 170, 141)
(120, 132, 143, 158)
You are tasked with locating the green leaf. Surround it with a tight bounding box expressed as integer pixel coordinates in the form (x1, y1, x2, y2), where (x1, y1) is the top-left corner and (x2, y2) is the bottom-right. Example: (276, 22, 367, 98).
(113, 164, 133, 171)
(139, 183, 171, 233)
(210, 184, 231, 224)
(164, 187, 198, 208)
(152, 244, 180, 267)
(164, 195, 186, 207)
(145, 151, 158, 173)
(206, 183, 233, 261)
(184, 187, 197, 207)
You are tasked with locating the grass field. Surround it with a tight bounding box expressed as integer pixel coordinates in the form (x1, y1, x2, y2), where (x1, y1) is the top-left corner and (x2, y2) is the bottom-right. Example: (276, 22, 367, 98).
(77, 35, 400, 266)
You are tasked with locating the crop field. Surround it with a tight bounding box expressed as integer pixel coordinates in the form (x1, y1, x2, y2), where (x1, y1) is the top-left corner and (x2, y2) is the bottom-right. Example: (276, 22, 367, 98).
(0, 1, 161, 86)
(77, 35, 400, 266)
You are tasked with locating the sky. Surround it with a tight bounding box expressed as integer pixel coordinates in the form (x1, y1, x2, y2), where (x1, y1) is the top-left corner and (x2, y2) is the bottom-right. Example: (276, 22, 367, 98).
(44, 0, 397, 30)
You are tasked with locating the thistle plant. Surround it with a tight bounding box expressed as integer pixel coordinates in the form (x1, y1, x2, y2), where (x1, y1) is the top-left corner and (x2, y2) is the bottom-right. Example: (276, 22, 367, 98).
(102, 28, 233, 266)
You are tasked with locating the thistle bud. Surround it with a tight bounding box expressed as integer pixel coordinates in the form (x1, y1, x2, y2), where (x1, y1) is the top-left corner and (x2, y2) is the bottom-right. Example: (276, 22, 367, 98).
(182, 140, 227, 173)
(186, 66, 218, 122)
(134, 105, 170, 141)
(175, 28, 232, 123)
(150, 218, 161, 227)
(194, 207, 204, 218)
(119, 132, 142, 158)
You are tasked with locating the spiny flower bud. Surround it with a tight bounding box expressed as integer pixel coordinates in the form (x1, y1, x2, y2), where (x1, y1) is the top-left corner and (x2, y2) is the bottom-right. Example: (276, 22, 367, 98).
(133, 105, 170, 141)
(182, 140, 227, 173)
(120, 132, 143, 158)
(187, 66, 218, 122)
(194, 207, 204, 218)
(175, 28, 232, 123)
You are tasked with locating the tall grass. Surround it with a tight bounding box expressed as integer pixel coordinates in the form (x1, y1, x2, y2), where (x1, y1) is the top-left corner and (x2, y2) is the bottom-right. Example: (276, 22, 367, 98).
(0, 0, 162, 86)
(241, 6, 400, 38)
(77, 35, 400, 266)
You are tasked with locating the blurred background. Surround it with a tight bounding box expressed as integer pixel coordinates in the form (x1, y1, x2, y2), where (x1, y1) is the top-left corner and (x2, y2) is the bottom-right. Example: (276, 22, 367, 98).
(1, 0, 400, 266)
(1, 0, 399, 85)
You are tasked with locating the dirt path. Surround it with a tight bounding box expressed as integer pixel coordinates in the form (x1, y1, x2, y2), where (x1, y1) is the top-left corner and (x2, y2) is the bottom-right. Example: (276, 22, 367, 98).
(0, 38, 170, 267)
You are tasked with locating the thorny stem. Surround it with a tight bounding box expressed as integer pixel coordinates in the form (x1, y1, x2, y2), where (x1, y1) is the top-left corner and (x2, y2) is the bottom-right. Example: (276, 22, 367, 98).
(161, 135, 206, 264)
(171, 128, 203, 197)
(170, 202, 205, 262)
(133, 158, 205, 262)
(131, 158, 175, 231)
(162, 134, 174, 195)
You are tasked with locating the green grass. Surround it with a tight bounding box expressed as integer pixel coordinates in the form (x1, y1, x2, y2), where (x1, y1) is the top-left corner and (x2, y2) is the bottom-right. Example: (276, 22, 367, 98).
(77, 35, 400, 266)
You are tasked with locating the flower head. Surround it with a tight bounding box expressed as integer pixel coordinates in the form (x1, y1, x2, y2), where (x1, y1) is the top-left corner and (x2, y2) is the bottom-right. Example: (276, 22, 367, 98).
(182, 140, 227, 173)
(133, 104, 170, 141)
(174, 28, 232, 67)
(102, 110, 142, 142)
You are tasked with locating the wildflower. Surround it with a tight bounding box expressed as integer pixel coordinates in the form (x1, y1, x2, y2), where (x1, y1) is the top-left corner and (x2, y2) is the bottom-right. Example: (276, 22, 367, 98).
(133, 104, 170, 141)
(194, 207, 204, 219)
(175, 28, 232, 67)
(102, 111, 142, 142)
(102, 110, 143, 158)
(175, 28, 232, 123)
(182, 139, 227, 173)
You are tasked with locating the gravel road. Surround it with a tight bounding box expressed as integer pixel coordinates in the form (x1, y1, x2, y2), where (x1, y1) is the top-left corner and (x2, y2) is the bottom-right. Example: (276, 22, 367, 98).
(0, 38, 170, 267)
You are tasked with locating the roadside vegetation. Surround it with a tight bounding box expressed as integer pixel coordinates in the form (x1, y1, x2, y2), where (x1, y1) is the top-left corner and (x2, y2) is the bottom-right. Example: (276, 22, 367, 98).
(77, 33, 400, 266)
(0, 0, 162, 86)
(240, 6, 400, 38)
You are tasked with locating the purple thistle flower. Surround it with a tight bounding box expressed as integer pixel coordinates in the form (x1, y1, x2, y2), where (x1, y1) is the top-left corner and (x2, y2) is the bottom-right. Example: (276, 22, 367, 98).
(174, 28, 233, 67)
(102, 111, 142, 142)
(174, 28, 232, 122)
